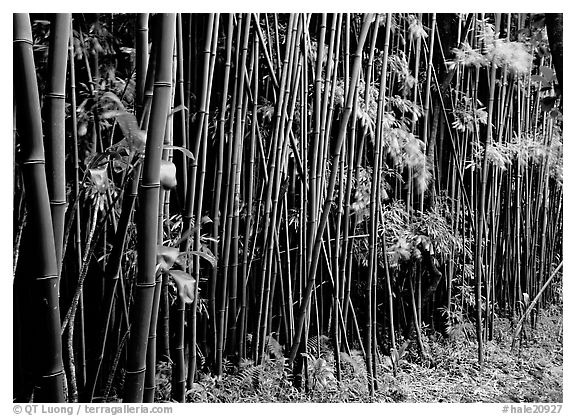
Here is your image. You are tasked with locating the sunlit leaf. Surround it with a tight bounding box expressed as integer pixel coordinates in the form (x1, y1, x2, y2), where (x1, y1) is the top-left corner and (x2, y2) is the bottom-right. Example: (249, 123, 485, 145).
(88, 166, 109, 193)
(160, 160, 177, 190)
(540, 66, 555, 83)
(102, 109, 146, 152)
(188, 248, 217, 269)
(100, 91, 126, 111)
(163, 145, 195, 161)
(485, 40, 532, 74)
(408, 15, 428, 41)
(112, 155, 131, 173)
(168, 104, 188, 117)
(174, 215, 213, 246)
(157, 245, 180, 273)
(523, 292, 530, 307)
(169, 270, 197, 304)
(78, 122, 88, 137)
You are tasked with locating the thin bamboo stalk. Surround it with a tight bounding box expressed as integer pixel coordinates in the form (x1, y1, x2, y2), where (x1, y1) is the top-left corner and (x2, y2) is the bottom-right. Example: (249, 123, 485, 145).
(188, 13, 220, 386)
(473, 13, 501, 368)
(289, 13, 374, 366)
(239, 34, 260, 360)
(68, 16, 87, 394)
(135, 14, 149, 120)
(209, 14, 234, 367)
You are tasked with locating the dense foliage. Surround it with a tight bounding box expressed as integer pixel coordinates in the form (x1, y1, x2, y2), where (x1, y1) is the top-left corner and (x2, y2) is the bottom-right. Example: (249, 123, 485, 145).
(13, 13, 562, 403)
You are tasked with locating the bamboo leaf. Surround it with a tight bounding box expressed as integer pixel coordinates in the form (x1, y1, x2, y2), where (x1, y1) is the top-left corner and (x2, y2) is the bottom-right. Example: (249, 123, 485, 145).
(160, 159, 177, 189)
(185, 248, 217, 269)
(408, 15, 428, 41)
(102, 109, 146, 152)
(550, 109, 561, 119)
(169, 270, 197, 304)
(168, 104, 187, 117)
(541, 96, 557, 112)
(157, 245, 180, 273)
(163, 144, 196, 161)
(531, 75, 548, 85)
(88, 166, 109, 193)
(523, 292, 530, 307)
(100, 91, 126, 111)
(540, 65, 555, 83)
(174, 215, 212, 247)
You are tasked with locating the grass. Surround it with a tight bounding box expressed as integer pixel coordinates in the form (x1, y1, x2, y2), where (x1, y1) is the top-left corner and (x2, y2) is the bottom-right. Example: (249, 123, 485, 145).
(150, 305, 562, 403)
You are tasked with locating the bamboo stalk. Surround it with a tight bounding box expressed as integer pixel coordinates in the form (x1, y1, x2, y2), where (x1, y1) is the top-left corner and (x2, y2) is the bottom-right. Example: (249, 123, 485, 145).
(124, 14, 176, 403)
(188, 13, 220, 386)
(473, 13, 501, 368)
(44, 13, 70, 273)
(289, 13, 374, 366)
(14, 13, 66, 403)
(511, 262, 562, 348)
(255, 13, 297, 364)
(365, 13, 383, 396)
(67, 16, 87, 395)
(136, 14, 149, 120)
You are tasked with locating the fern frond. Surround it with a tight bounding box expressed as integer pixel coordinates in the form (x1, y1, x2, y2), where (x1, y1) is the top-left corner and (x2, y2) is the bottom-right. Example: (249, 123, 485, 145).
(265, 335, 284, 359)
(233, 365, 263, 391)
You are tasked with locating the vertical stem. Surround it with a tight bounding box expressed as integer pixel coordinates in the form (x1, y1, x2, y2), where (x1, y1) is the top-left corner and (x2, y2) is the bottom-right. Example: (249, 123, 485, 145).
(44, 13, 70, 273)
(14, 13, 66, 403)
(289, 13, 373, 366)
(124, 14, 175, 403)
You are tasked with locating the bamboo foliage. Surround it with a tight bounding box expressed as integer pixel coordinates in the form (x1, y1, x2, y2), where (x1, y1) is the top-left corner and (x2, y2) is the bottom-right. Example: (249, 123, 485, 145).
(13, 13, 562, 403)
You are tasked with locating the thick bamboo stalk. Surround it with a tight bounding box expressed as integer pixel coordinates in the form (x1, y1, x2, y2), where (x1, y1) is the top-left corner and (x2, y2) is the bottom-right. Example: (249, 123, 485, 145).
(124, 13, 175, 403)
(14, 13, 66, 403)
(144, 54, 177, 402)
(44, 13, 70, 273)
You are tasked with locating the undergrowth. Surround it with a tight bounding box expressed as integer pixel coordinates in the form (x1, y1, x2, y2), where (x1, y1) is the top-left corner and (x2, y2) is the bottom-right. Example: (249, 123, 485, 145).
(152, 305, 562, 403)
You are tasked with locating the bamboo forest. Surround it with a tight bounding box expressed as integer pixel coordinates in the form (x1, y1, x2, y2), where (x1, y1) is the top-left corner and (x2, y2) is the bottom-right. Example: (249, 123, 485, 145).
(13, 13, 563, 404)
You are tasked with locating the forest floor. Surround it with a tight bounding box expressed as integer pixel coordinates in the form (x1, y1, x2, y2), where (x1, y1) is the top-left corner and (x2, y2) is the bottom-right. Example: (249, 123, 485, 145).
(390, 304, 563, 403)
(154, 304, 563, 403)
